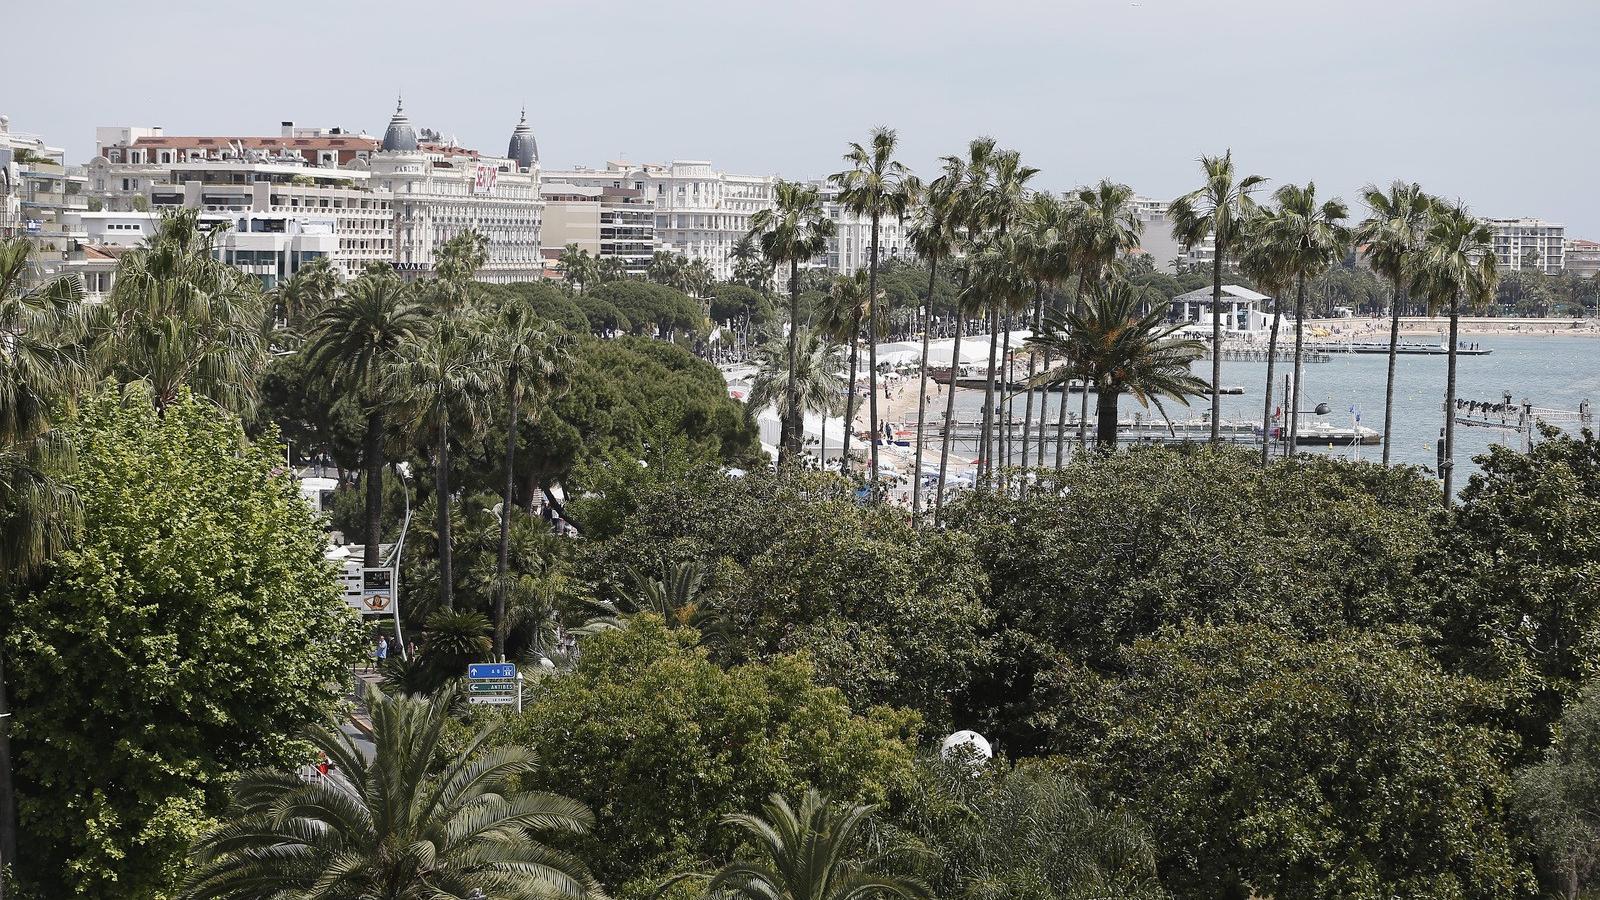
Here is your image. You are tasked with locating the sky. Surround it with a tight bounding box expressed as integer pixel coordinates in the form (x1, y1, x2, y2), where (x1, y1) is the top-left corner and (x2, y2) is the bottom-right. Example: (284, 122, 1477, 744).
(11, 0, 1600, 235)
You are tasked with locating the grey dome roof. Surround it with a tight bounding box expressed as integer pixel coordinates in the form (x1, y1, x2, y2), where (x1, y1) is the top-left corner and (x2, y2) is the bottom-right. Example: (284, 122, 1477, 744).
(382, 98, 418, 152)
(507, 107, 538, 171)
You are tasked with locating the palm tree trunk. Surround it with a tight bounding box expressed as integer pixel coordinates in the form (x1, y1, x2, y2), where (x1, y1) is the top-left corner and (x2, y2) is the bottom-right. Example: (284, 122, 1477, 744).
(999, 321, 1013, 487)
(1020, 288, 1043, 488)
(867, 213, 882, 497)
(979, 307, 1001, 487)
(935, 273, 970, 526)
(494, 370, 519, 660)
(363, 407, 385, 568)
(1381, 286, 1403, 465)
(1260, 296, 1283, 467)
(840, 312, 861, 474)
(435, 411, 454, 611)
(1442, 300, 1460, 507)
(1078, 374, 1091, 448)
(1055, 361, 1071, 469)
(783, 258, 801, 467)
(1289, 275, 1306, 456)
(1095, 378, 1120, 449)
(912, 256, 939, 526)
(1035, 344, 1052, 469)
(1210, 245, 1224, 442)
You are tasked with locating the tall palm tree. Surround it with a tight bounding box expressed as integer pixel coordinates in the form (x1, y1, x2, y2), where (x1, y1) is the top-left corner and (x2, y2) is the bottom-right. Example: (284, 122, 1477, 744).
(646, 251, 686, 290)
(97, 209, 269, 416)
(1067, 180, 1144, 449)
(387, 319, 498, 610)
(1013, 193, 1075, 476)
(746, 181, 835, 467)
(676, 789, 926, 900)
(273, 255, 340, 333)
(307, 271, 431, 567)
(1028, 280, 1208, 448)
(833, 127, 919, 495)
(434, 227, 489, 313)
(1410, 199, 1497, 506)
(181, 686, 599, 900)
(1265, 182, 1351, 455)
(933, 147, 991, 524)
(1169, 151, 1267, 441)
(0, 238, 88, 871)
(974, 148, 1037, 487)
(907, 176, 960, 525)
(967, 237, 1033, 481)
(487, 302, 570, 658)
(748, 327, 847, 469)
(816, 271, 874, 474)
(1356, 181, 1433, 464)
(1237, 208, 1294, 466)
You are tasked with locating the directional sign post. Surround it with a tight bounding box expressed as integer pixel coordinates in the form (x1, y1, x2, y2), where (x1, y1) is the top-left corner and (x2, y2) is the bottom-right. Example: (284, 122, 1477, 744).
(467, 663, 521, 710)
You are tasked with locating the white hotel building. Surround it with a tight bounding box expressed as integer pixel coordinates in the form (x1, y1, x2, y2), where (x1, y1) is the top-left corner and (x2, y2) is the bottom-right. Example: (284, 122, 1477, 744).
(1485, 217, 1564, 274)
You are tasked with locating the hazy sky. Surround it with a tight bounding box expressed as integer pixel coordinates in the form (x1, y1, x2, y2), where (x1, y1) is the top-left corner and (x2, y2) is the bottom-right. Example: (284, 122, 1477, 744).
(12, 0, 1600, 235)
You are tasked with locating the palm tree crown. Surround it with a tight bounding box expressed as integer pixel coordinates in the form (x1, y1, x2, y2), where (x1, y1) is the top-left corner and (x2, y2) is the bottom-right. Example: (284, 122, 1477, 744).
(182, 685, 599, 900)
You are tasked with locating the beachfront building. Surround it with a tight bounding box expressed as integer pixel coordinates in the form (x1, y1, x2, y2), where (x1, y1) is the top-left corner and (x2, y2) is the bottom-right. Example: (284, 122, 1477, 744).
(0, 115, 89, 282)
(539, 181, 656, 276)
(368, 103, 544, 283)
(808, 179, 915, 275)
(1170, 284, 1271, 334)
(1125, 194, 1215, 273)
(1563, 239, 1600, 278)
(1486, 217, 1565, 274)
(546, 160, 776, 280)
(88, 105, 545, 284)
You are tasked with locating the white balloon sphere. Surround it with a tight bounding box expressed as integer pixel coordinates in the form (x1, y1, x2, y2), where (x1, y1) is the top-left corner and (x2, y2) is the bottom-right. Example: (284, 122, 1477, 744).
(940, 730, 993, 763)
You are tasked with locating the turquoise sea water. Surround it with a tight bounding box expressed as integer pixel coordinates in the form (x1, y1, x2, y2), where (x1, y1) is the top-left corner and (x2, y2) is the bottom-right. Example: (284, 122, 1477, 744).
(950, 334, 1600, 478)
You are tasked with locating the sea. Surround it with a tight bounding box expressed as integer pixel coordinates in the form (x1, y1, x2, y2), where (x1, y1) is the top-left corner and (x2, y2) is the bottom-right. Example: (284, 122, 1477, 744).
(947, 334, 1600, 480)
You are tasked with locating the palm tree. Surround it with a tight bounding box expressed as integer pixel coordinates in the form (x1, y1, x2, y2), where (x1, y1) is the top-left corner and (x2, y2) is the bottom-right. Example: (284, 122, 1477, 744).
(907, 176, 960, 525)
(487, 302, 570, 658)
(97, 209, 269, 415)
(731, 234, 770, 292)
(974, 148, 1037, 487)
(676, 789, 926, 900)
(933, 147, 992, 523)
(387, 320, 498, 609)
(576, 562, 728, 645)
(684, 257, 715, 300)
(816, 271, 881, 474)
(273, 255, 340, 333)
(1237, 208, 1295, 466)
(1028, 280, 1208, 448)
(746, 182, 835, 467)
(647, 251, 686, 290)
(1265, 182, 1351, 455)
(1012, 193, 1073, 477)
(833, 127, 919, 495)
(1410, 199, 1497, 505)
(559, 243, 597, 295)
(0, 238, 88, 871)
(1169, 151, 1267, 441)
(966, 237, 1033, 482)
(434, 227, 489, 313)
(748, 327, 847, 469)
(1356, 181, 1433, 464)
(1067, 180, 1144, 449)
(307, 271, 431, 567)
(181, 685, 599, 900)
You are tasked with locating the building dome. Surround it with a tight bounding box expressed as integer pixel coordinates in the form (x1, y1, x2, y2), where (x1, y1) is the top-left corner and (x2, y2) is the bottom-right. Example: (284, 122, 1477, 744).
(381, 97, 418, 152)
(506, 107, 538, 171)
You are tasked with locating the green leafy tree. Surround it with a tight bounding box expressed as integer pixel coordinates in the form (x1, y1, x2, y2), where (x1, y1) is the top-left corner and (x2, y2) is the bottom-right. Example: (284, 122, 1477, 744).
(306, 271, 431, 566)
(1026, 280, 1206, 449)
(1515, 685, 1600, 898)
(833, 127, 919, 493)
(1071, 624, 1529, 900)
(1409, 199, 1497, 504)
(1355, 181, 1432, 464)
(747, 182, 836, 467)
(686, 789, 926, 900)
(96, 209, 270, 415)
(2, 389, 364, 896)
(1168, 151, 1266, 441)
(492, 617, 919, 896)
(182, 685, 599, 900)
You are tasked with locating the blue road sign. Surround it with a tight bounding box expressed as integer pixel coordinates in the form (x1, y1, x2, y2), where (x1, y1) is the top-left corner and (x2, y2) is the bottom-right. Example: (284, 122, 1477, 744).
(468, 663, 516, 680)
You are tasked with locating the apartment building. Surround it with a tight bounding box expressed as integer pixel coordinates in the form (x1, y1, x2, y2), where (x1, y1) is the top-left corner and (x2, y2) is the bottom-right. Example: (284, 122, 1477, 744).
(1486, 217, 1564, 274)
(539, 181, 656, 275)
(1564, 239, 1600, 278)
(0, 115, 88, 280)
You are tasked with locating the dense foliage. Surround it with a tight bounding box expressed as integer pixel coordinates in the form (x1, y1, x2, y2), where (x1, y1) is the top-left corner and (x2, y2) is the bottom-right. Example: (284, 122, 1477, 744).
(1, 390, 364, 896)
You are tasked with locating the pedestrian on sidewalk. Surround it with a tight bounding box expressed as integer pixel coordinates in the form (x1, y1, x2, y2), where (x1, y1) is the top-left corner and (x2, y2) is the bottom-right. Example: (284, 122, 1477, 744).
(376, 635, 389, 669)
